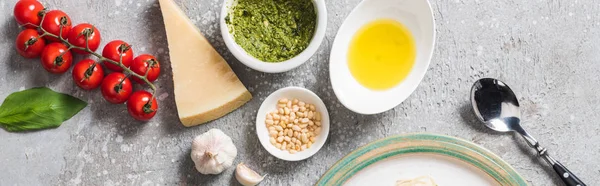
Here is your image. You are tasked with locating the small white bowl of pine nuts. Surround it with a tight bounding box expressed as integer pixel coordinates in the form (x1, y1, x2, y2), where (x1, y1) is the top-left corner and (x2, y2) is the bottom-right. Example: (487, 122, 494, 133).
(256, 87, 330, 161)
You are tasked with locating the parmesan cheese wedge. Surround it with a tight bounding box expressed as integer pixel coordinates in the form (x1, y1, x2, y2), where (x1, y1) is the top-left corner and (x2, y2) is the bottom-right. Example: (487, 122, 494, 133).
(159, 0, 252, 127)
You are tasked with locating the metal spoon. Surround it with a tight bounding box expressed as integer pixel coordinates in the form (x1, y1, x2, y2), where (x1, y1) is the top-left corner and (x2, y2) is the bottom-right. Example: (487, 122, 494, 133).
(470, 78, 585, 186)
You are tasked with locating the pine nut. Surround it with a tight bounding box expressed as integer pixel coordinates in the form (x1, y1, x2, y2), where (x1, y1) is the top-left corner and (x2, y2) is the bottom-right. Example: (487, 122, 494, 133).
(286, 101, 292, 108)
(282, 142, 287, 150)
(273, 114, 280, 120)
(310, 105, 316, 111)
(299, 106, 307, 112)
(315, 112, 321, 121)
(289, 150, 297, 154)
(292, 99, 299, 104)
(287, 124, 293, 128)
(287, 130, 293, 137)
(270, 137, 276, 145)
(292, 106, 299, 112)
(277, 136, 284, 142)
(269, 130, 278, 137)
(310, 136, 316, 143)
(278, 131, 284, 136)
(275, 126, 283, 131)
(301, 118, 309, 124)
(284, 107, 290, 115)
(308, 121, 314, 126)
(267, 114, 273, 120)
(301, 145, 307, 150)
(315, 121, 321, 126)
(292, 125, 301, 131)
(279, 122, 286, 129)
(279, 98, 288, 103)
(298, 101, 305, 107)
(308, 111, 314, 119)
(300, 124, 308, 128)
(284, 136, 291, 142)
(294, 119, 299, 124)
(265, 119, 274, 125)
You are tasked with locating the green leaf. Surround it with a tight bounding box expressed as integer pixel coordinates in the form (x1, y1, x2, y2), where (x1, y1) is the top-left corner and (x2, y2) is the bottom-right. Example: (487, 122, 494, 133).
(0, 87, 87, 132)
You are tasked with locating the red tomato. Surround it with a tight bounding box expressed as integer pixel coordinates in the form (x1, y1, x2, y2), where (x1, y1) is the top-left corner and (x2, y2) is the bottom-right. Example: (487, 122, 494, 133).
(72, 59, 104, 90)
(41, 42, 72, 74)
(13, 0, 44, 29)
(102, 40, 134, 72)
(101, 72, 132, 104)
(67, 23, 101, 54)
(40, 10, 72, 42)
(131, 54, 161, 84)
(15, 29, 46, 58)
(127, 91, 158, 121)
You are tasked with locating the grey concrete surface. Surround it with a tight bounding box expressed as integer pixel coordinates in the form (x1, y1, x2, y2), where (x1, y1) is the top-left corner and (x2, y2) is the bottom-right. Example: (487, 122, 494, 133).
(1, 0, 599, 185)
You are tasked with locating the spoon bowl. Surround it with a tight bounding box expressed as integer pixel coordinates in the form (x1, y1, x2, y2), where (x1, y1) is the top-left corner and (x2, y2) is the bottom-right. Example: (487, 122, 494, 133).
(470, 78, 521, 132)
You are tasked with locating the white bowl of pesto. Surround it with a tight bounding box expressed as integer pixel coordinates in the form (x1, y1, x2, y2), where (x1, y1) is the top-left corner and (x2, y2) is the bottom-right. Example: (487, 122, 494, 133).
(220, 0, 327, 73)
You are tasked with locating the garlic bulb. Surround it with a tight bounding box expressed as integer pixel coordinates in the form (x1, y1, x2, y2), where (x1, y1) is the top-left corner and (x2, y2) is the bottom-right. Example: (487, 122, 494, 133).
(235, 163, 265, 186)
(191, 128, 237, 174)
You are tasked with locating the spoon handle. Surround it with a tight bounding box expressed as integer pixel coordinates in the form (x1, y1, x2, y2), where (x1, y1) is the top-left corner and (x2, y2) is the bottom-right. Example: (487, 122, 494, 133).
(545, 156, 586, 186)
(515, 128, 586, 185)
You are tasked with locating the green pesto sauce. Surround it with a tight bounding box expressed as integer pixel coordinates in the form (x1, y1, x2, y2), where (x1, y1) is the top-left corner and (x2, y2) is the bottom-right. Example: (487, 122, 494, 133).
(227, 0, 316, 62)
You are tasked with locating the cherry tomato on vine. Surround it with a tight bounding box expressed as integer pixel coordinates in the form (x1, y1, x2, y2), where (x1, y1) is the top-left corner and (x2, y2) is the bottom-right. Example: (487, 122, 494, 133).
(41, 42, 72, 74)
(40, 10, 72, 42)
(13, 0, 45, 29)
(127, 91, 158, 121)
(101, 72, 133, 104)
(67, 23, 101, 54)
(102, 40, 133, 72)
(16, 29, 46, 58)
(131, 54, 161, 84)
(72, 59, 104, 90)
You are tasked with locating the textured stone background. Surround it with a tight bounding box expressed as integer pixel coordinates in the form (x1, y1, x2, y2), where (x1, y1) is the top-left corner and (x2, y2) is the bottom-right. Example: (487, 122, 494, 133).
(1, 0, 599, 185)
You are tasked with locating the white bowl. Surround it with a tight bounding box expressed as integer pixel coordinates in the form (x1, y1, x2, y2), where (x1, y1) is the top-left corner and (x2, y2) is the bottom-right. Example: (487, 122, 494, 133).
(255, 87, 330, 161)
(220, 0, 327, 73)
(329, 0, 436, 114)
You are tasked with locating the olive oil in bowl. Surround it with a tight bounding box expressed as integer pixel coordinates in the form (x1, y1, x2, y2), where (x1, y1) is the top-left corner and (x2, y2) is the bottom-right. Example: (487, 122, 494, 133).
(347, 19, 416, 91)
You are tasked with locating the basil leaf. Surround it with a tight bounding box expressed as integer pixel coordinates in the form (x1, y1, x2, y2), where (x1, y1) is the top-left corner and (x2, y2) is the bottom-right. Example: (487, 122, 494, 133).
(0, 87, 87, 132)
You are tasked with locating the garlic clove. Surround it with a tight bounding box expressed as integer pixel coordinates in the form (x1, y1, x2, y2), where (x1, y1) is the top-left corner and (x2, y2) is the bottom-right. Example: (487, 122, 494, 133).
(235, 163, 265, 186)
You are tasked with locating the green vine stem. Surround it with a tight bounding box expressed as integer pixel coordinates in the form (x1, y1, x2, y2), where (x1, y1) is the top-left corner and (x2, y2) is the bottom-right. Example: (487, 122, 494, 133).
(35, 13, 157, 98)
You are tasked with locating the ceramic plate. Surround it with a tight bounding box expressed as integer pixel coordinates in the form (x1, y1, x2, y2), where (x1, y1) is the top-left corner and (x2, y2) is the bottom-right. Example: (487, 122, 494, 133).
(317, 133, 527, 186)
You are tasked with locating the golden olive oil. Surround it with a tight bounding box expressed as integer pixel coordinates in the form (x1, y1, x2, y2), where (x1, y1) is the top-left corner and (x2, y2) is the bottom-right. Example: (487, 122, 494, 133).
(348, 19, 416, 90)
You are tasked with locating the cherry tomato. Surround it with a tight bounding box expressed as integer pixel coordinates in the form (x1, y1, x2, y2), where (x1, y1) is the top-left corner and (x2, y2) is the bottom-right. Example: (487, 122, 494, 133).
(15, 29, 46, 58)
(13, 0, 44, 29)
(101, 72, 132, 104)
(41, 42, 72, 74)
(67, 23, 101, 54)
(127, 90, 158, 121)
(131, 54, 161, 84)
(102, 40, 133, 72)
(72, 59, 104, 90)
(40, 10, 72, 42)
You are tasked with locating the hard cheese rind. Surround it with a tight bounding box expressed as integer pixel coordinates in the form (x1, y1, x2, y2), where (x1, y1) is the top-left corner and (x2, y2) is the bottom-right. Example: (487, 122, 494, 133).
(159, 0, 252, 127)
